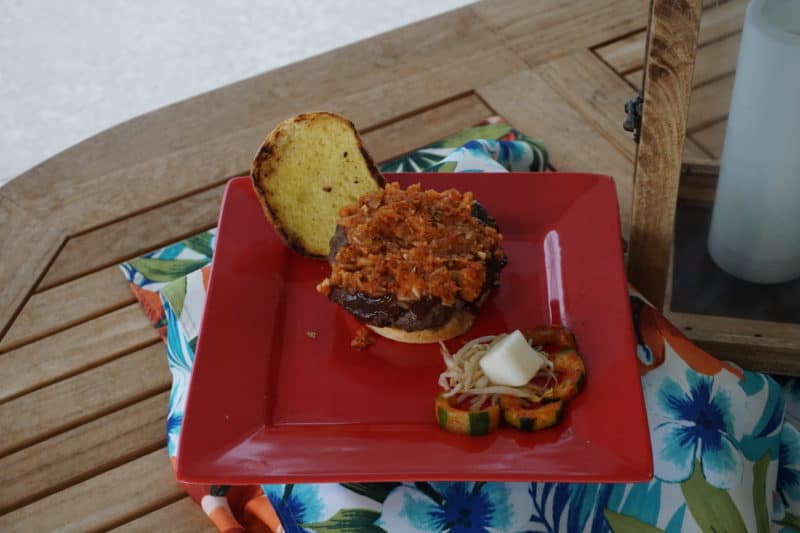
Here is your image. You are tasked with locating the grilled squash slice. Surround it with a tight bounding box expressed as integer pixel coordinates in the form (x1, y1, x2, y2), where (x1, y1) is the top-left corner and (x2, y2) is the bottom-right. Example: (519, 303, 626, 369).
(435, 395, 501, 436)
(250, 112, 385, 258)
(542, 349, 586, 403)
(500, 396, 564, 432)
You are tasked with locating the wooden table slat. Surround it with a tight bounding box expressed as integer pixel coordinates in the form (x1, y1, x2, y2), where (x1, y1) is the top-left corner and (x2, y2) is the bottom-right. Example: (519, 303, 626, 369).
(596, 0, 746, 75)
(683, 137, 713, 160)
(537, 50, 641, 162)
(0, 343, 170, 456)
(473, 0, 649, 66)
(0, 304, 159, 403)
(361, 93, 494, 164)
(0, 266, 136, 352)
(594, 30, 647, 74)
(692, 32, 741, 87)
(39, 185, 224, 291)
(0, 195, 65, 339)
(0, 449, 182, 533)
(478, 70, 635, 239)
(692, 119, 729, 158)
(687, 74, 735, 133)
(109, 497, 216, 533)
(31, 93, 494, 295)
(0, 391, 169, 513)
(698, 0, 747, 44)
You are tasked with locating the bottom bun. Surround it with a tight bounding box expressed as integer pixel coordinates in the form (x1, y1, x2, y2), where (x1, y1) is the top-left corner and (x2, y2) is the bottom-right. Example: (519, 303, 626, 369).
(367, 311, 475, 344)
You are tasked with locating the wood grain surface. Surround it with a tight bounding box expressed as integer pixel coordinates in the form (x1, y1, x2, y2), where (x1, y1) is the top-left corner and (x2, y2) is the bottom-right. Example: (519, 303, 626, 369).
(0, 0, 761, 528)
(0, 195, 65, 339)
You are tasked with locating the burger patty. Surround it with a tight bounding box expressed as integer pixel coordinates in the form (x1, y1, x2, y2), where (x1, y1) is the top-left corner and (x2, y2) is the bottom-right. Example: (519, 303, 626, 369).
(326, 202, 506, 331)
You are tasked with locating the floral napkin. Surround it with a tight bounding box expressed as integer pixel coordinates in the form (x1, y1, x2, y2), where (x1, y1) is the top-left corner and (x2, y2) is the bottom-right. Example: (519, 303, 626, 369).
(120, 117, 800, 532)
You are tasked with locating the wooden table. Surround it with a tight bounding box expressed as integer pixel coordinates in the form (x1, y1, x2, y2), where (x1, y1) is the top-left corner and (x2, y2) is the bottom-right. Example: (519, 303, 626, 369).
(0, 1, 746, 530)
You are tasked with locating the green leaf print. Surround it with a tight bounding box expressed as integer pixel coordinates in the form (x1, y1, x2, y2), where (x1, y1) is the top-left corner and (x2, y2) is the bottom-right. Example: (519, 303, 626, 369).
(127, 258, 209, 282)
(380, 150, 449, 173)
(301, 509, 386, 533)
(753, 452, 771, 533)
(183, 232, 214, 258)
(161, 277, 188, 318)
(435, 161, 458, 173)
(435, 123, 513, 148)
(775, 512, 800, 530)
(603, 509, 665, 532)
(681, 460, 747, 533)
(340, 483, 401, 503)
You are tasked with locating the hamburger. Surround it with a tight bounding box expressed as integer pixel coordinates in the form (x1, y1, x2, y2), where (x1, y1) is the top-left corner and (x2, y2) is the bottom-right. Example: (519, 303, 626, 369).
(316, 182, 507, 343)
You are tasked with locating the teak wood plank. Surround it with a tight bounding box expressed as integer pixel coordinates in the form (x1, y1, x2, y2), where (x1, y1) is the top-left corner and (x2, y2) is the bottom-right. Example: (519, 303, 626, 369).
(625, 69, 643, 88)
(35, 94, 493, 292)
(692, 119, 728, 158)
(0, 266, 136, 353)
(536, 50, 643, 163)
(627, 0, 703, 309)
(39, 185, 225, 290)
(625, 33, 741, 89)
(687, 74, 735, 132)
(361, 93, 494, 164)
(0, 195, 65, 340)
(473, 0, 649, 67)
(477, 69, 634, 239)
(692, 32, 741, 87)
(594, 30, 648, 74)
(698, 0, 747, 43)
(110, 498, 216, 533)
(0, 391, 169, 513)
(0, 449, 183, 533)
(0, 304, 158, 403)
(683, 137, 713, 160)
(596, 0, 745, 75)
(3, 8, 526, 236)
(0, 343, 170, 456)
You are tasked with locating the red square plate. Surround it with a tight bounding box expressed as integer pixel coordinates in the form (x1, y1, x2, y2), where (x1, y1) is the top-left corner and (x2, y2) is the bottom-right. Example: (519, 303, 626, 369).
(177, 173, 652, 484)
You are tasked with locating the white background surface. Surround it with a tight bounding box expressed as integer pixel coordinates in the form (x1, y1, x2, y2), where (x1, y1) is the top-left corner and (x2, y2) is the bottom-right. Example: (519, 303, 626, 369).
(0, 0, 472, 188)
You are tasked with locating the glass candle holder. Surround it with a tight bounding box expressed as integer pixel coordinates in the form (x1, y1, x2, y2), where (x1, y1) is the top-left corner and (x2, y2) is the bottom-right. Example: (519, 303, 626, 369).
(708, 0, 800, 284)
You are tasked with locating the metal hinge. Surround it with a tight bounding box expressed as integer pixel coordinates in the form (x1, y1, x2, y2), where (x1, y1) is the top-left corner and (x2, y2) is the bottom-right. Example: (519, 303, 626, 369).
(623, 91, 644, 143)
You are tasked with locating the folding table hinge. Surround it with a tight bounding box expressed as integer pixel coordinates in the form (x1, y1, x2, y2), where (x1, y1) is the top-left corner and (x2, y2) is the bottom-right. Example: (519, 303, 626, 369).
(623, 91, 644, 143)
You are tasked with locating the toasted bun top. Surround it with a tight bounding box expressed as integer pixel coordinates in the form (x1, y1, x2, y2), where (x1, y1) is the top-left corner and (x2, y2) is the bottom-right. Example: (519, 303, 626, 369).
(251, 112, 384, 258)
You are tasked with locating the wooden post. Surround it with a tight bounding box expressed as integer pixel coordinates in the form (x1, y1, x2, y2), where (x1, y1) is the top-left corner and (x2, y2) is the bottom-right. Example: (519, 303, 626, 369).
(627, 0, 703, 310)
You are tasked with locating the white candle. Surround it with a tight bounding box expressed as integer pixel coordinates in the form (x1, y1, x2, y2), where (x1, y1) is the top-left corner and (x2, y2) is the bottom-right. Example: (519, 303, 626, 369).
(708, 0, 800, 284)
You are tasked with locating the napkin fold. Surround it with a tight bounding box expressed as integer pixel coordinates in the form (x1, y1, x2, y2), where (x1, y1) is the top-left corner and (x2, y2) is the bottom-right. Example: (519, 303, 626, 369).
(120, 117, 800, 533)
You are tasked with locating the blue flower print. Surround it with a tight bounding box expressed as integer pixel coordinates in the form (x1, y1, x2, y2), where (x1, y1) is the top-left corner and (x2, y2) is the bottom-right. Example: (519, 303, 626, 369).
(262, 484, 383, 532)
(777, 423, 800, 518)
(643, 352, 746, 489)
(262, 484, 324, 533)
(379, 482, 532, 532)
(780, 378, 800, 422)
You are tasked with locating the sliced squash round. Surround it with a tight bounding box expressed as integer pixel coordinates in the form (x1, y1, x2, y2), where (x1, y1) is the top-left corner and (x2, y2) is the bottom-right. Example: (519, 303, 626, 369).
(499, 395, 564, 432)
(525, 325, 577, 351)
(435, 395, 500, 436)
(543, 348, 586, 403)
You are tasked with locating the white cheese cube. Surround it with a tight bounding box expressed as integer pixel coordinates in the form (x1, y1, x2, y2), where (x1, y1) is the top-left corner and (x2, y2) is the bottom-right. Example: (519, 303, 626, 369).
(479, 330, 551, 386)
